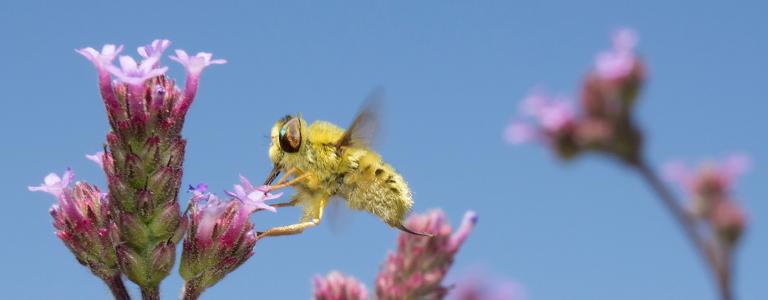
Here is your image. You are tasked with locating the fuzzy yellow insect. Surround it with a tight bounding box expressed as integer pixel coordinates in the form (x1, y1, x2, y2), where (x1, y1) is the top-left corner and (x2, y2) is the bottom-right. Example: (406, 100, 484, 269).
(258, 94, 429, 238)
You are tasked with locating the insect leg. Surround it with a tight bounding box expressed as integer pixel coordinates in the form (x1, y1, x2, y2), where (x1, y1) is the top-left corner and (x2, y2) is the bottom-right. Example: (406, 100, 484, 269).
(273, 167, 298, 186)
(268, 172, 312, 191)
(257, 197, 326, 238)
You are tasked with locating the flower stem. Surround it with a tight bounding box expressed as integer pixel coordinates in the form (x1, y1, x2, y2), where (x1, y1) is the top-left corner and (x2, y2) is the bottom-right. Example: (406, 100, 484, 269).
(181, 279, 204, 300)
(140, 285, 160, 300)
(104, 274, 131, 300)
(633, 159, 732, 300)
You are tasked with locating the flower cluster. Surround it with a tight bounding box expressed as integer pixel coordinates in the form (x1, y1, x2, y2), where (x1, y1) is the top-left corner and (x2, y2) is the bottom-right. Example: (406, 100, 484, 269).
(179, 178, 281, 299)
(76, 39, 224, 295)
(309, 210, 478, 300)
(664, 155, 749, 247)
(313, 271, 369, 300)
(375, 210, 478, 300)
(505, 28, 645, 162)
(28, 168, 123, 293)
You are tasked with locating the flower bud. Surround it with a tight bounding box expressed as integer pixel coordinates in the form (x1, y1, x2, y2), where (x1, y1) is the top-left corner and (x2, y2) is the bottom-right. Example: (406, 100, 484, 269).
(313, 271, 369, 300)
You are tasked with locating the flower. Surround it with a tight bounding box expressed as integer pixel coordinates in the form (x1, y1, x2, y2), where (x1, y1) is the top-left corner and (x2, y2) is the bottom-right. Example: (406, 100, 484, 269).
(138, 39, 171, 59)
(28, 168, 74, 198)
(226, 175, 281, 213)
(376, 210, 478, 300)
(170, 50, 227, 78)
(28, 170, 119, 281)
(314, 271, 369, 300)
(180, 179, 280, 294)
(504, 91, 576, 145)
(711, 201, 747, 247)
(76, 44, 124, 70)
(594, 28, 639, 80)
(107, 55, 168, 85)
(85, 151, 104, 168)
(663, 154, 750, 218)
(449, 269, 523, 300)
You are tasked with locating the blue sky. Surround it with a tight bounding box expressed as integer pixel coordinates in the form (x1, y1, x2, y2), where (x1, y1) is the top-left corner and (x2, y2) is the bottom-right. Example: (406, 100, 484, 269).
(1, 0, 766, 299)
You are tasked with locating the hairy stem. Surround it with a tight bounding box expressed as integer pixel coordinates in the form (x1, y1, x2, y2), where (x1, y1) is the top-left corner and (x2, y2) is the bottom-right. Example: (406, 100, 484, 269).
(181, 279, 204, 300)
(140, 285, 160, 300)
(633, 159, 732, 300)
(104, 274, 131, 300)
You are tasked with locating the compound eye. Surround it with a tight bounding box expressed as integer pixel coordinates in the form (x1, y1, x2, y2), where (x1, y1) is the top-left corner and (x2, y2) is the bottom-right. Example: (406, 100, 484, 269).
(279, 118, 302, 153)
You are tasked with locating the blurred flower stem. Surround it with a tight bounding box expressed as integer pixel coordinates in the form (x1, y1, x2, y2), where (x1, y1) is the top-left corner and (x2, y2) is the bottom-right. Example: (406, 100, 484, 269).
(105, 274, 131, 300)
(633, 159, 731, 300)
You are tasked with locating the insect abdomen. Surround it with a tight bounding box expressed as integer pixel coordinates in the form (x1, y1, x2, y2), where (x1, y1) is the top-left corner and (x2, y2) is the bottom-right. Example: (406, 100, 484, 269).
(341, 150, 413, 227)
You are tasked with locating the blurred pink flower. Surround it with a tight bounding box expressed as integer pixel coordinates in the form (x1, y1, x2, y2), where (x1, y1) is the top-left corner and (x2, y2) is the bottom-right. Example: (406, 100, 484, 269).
(595, 28, 639, 80)
(313, 271, 369, 300)
(376, 210, 477, 300)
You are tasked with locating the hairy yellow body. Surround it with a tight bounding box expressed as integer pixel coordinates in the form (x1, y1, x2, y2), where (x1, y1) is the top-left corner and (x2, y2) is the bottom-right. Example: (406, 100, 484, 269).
(267, 119, 413, 231)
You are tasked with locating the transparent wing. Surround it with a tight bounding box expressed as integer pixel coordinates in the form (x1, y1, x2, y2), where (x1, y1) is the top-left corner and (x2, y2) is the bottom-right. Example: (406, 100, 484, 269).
(326, 196, 355, 234)
(336, 88, 383, 150)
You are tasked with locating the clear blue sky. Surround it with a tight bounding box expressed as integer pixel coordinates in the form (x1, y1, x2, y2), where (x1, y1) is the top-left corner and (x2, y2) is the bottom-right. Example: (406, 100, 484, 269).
(2, 1, 766, 299)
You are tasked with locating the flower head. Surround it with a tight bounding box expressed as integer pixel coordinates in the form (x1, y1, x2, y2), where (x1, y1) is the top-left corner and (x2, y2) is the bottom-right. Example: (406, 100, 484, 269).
(376, 210, 478, 300)
(313, 271, 369, 300)
(138, 39, 171, 59)
(76, 44, 124, 70)
(170, 50, 227, 78)
(595, 28, 639, 80)
(107, 55, 168, 85)
(180, 179, 279, 293)
(28, 168, 74, 198)
(28, 170, 119, 280)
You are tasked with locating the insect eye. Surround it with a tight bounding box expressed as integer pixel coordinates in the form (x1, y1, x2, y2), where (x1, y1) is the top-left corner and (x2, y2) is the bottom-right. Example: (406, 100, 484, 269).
(279, 118, 302, 153)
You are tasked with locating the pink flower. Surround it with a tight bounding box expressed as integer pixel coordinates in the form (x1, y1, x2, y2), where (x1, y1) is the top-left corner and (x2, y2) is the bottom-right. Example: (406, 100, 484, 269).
(504, 91, 576, 146)
(169, 50, 227, 78)
(376, 210, 478, 300)
(313, 271, 369, 300)
(85, 151, 104, 168)
(107, 55, 168, 85)
(138, 39, 171, 59)
(450, 269, 524, 300)
(663, 154, 750, 197)
(76, 44, 124, 70)
(594, 28, 639, 80)
(520, 92, 575, 132)
(28, 168, 74, 198)
(503, 123, 537, 144)
(226, 175, 281, 213)
(180, 179, 280, 292)
(711, 201, 747, 246)
(28, 170, 119, 280)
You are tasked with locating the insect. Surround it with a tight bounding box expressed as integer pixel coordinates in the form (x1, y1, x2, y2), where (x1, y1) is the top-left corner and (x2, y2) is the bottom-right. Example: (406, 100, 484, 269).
(258, 91, 430, 238)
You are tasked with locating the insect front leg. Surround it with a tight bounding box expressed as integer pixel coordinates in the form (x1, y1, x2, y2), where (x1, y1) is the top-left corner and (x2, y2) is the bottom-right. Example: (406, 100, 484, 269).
(257, 194, 328, 239)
